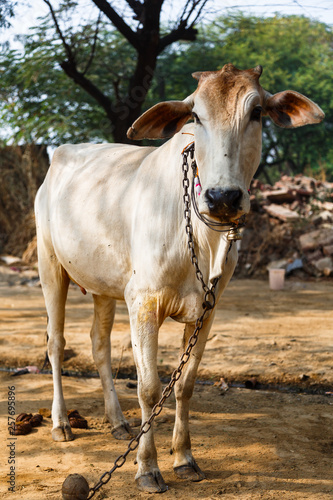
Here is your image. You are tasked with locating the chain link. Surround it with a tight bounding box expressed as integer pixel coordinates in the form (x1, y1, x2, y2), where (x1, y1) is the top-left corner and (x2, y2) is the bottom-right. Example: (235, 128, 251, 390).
(85, 143, 229, 499)
(181, 143, 223, 300)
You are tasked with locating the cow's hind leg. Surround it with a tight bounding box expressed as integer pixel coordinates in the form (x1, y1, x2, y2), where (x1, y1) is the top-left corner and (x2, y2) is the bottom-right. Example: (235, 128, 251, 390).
(172, 314, 215, 481)
(38, 249, 73, 442)
(90, 294, 131, 440)
(126, 292, 167, 493)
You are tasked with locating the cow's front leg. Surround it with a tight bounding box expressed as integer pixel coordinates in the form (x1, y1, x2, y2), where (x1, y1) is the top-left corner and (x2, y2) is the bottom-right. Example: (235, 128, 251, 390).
(172, 313, 215, 481)
(126, 292, 167, 493)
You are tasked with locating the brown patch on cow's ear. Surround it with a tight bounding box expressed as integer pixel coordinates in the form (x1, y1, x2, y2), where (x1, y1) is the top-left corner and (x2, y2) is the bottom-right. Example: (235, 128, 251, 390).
(127, 100, 193, 140)
(264, 90, 325, 128)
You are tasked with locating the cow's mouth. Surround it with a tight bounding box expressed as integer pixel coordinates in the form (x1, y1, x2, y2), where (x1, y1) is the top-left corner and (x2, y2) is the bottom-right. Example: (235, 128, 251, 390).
(208, 208, 242, 223)
(204, 202, 246, 225)
(194, 204, 246, 234)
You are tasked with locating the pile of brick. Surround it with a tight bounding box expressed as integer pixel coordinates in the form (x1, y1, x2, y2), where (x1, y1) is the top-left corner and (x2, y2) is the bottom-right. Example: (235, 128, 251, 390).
(236, 174, 333, 277)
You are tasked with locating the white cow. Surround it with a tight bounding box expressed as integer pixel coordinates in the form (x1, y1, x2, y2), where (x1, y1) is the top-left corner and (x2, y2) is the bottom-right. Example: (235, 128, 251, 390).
(35, 64, 324, 493)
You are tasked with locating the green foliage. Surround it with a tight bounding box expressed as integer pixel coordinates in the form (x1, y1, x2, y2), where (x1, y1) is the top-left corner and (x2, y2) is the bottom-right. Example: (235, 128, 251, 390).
(0, 11, 333, 179)
(0, 7, 137, 144)
(149, 14, 333, 179)
(210, 13, 333, 180)
(0, 0, 16, 29)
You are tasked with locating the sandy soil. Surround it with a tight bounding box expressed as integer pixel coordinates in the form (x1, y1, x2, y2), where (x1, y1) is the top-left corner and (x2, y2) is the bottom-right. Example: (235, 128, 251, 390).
(0, 269, 332, 499)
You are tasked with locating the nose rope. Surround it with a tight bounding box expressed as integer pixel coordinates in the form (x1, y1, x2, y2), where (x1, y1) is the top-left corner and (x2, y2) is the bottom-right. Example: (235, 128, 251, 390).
(181, 142, 245, 238)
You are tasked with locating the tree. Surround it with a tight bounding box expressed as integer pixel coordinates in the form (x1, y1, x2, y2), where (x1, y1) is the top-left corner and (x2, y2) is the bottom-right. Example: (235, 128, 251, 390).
(0, 0, 16, 29)
(1, 10, 333, 181)
(210, 14, 333, 181)
(148, 14, 333, 180)
(0, 23, 139, 144)
(0, 0, 209, 143)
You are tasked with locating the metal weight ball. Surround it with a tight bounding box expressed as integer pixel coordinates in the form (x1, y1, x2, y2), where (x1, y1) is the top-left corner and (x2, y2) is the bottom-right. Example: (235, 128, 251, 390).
(62, 474, 90, 500)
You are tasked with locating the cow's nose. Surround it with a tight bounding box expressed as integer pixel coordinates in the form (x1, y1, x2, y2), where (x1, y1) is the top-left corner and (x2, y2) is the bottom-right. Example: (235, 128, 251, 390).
(205, 188, 242, 214)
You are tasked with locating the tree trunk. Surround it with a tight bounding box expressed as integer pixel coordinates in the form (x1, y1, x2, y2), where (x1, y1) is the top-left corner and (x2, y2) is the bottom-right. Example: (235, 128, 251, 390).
(49, 0, 205, 143)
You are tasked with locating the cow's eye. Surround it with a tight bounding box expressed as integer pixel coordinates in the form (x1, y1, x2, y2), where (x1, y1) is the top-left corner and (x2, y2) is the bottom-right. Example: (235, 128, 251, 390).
(250, 105, 262, 122)
(192, 112, 202, 125)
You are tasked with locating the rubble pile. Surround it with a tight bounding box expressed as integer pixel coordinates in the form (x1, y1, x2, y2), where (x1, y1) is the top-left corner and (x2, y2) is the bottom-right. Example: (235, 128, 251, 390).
(1, 149, 332, 281)
(237, 174, 333, 277)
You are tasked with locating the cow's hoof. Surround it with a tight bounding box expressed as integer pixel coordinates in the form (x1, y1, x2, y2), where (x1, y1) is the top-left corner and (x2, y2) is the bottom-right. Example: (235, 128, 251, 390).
(52, 424, 74, 442)
(136, 471, 168, 493)
(174, 459, 205, 482)
(111, 423, 132, 440)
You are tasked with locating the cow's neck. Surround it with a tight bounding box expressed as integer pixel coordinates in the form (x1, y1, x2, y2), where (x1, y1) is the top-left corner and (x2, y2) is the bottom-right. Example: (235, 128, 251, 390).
(155, 130, 237, 286)
(194, 218, 234, 284)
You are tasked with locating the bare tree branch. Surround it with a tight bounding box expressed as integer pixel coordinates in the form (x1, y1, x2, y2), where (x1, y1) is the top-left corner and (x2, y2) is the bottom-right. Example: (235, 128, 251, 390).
(125, 0, 144, 21)
(82, 13, 101, 75)
(112, 77, 122, 103)
(60, 60, 116, 123)
(189, 0, 210, 26)
(91, 0, 140, 50)
(158, 0, 208, 53)
(41, 0, 210, 143)
(43, 0, 116, 124)
(181, 0, 200, 25)
(177, 0, 208, 26)
(42, 0, 75, 65)
(158, 23, 197, 52)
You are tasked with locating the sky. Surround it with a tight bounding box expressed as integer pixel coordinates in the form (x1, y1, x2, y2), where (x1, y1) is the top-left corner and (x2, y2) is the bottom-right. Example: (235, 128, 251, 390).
(210, 0, 333, 24)
(1, 0, 333, 48)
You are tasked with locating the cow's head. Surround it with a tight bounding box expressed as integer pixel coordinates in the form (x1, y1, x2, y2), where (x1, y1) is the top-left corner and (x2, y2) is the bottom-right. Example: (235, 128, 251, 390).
(127, 64, 324, 222)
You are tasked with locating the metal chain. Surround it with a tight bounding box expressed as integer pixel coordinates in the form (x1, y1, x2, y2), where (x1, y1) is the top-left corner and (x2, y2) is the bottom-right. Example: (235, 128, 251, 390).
(87, 304, 212, 498)
(182, 142, 245, 235)
(86, 143, 229, 499)
(181, 142, 224, 308)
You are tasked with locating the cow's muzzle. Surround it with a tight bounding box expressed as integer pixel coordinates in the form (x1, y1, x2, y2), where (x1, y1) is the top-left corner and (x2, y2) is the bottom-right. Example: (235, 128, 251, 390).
(205, 187, 242, 218)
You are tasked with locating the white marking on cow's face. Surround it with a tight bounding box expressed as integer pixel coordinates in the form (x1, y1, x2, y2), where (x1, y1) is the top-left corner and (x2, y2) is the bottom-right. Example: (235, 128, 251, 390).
(191, 65, 264, 222)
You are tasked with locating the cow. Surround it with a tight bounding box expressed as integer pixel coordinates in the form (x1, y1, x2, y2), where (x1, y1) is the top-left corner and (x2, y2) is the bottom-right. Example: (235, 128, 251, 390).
(35, 64, 324, 493)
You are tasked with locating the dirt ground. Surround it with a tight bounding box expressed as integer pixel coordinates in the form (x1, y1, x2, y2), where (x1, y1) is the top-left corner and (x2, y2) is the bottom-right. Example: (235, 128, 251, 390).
(0, 267, 332, 499)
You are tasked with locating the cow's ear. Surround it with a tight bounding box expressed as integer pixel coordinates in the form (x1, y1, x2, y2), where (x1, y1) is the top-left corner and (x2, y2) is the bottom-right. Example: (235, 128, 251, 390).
(264, 90, 325, 128)
(127, 99, 193, 140)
